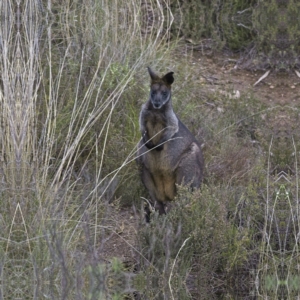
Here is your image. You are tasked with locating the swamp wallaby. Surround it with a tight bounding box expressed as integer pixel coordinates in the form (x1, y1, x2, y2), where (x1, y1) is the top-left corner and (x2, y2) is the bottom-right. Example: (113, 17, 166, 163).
(137, 67, 204, 215)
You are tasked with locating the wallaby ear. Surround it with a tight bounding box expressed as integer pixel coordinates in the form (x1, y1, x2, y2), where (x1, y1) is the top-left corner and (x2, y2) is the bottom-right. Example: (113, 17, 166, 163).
(162, 72, 174, 85)
(147, 67, 159, 81)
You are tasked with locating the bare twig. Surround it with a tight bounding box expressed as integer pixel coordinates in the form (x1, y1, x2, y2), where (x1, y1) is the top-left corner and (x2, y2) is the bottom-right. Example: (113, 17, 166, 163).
(168, 236, 191, 300)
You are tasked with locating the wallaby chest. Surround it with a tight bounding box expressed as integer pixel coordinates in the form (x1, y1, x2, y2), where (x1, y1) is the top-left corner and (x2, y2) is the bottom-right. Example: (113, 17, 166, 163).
(144, 111, 166, 145)
(143, 142, 175, 173)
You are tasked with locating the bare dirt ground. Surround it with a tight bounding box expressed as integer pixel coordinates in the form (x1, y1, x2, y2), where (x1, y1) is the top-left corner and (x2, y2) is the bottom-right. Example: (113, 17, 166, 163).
(99, 207, 140, 266)
(99, 52, 300, 264)
(192, 51, 300, 106)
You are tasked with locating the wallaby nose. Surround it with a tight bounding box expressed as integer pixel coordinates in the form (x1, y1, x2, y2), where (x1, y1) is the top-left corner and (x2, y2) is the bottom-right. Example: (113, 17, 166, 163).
(152, 99, 161, 109)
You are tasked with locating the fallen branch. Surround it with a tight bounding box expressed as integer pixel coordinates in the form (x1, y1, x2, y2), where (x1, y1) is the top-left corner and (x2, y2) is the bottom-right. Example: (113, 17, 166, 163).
(253, 70, 271, 86)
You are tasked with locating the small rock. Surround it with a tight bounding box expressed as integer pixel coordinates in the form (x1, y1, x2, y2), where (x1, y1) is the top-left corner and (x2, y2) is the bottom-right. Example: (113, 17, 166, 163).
(232, 90, 240, 99)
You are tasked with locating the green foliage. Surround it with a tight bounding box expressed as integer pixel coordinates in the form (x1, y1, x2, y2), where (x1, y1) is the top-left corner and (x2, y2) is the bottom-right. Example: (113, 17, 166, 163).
(111, 257, 125, 273)
(174, 0, 300, 70)
(251, 0, 300, 70)
(138, 182, 262, 292)
(176, 0, 257, 52)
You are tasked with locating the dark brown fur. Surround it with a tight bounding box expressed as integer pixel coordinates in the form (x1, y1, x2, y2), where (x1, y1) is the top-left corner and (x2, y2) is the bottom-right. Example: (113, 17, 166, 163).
(137, 67, 204, 215)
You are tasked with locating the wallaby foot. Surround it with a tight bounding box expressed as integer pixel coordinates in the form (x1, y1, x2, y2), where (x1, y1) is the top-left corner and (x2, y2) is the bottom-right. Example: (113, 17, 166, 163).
(163, 201, 173, 214)
(144, 204, 152, 223)
(144, 200, 166, 222)
(155, 201, 166, 215)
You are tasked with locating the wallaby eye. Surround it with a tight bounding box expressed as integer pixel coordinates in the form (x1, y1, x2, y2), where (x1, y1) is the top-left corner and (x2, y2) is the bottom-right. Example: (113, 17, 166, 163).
(151, 91, 156, 97)
(162, 91, 168, 97)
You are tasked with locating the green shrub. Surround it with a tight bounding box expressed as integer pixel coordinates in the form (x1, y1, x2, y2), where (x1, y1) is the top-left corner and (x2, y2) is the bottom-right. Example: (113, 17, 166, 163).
(137, 181, 264, 295)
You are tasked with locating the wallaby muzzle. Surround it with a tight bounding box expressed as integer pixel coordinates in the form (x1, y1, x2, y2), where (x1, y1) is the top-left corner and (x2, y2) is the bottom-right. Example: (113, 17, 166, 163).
(151, 91, 170, 109)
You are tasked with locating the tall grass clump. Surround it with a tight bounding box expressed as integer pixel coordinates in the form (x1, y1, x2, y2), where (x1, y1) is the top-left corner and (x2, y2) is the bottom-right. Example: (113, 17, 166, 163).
(0, 0, 42, 297)
(254, 116, 300, 299)
(0, 0, 180, 298)
(36, 0, 179, 297)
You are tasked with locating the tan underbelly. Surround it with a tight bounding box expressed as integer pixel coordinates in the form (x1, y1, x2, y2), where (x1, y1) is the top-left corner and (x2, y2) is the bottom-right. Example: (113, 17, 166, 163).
(152, 172, 176, 202)
(146, 123, 164, 145)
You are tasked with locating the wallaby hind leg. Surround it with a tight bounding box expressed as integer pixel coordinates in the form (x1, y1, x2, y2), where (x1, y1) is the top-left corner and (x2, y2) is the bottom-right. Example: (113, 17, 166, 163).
(141, 167, 166, 216)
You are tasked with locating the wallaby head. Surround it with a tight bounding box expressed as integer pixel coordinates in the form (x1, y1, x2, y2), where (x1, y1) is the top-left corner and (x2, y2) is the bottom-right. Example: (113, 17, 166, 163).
(147, 67, 174, 109)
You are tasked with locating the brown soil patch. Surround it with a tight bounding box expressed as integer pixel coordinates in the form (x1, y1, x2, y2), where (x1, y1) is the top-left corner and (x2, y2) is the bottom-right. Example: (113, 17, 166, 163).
(192, 51, 300, 106)
(98, 207, 140, 266)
